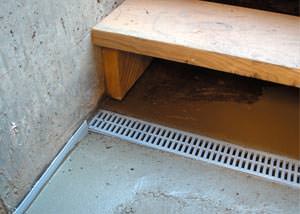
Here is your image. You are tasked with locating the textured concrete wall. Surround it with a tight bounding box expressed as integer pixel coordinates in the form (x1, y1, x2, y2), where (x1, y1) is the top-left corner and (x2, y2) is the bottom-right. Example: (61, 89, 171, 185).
(0, 0, 123, 212)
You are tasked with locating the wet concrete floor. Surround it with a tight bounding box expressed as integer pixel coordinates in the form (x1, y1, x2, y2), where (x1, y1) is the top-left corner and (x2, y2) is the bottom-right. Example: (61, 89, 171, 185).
(102, 60, 300, 159)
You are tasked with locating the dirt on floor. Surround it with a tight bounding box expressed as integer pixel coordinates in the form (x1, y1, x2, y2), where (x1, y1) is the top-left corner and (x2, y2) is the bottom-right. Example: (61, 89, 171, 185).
(0, 198, 8, 214)
(102, 59, 300, 159)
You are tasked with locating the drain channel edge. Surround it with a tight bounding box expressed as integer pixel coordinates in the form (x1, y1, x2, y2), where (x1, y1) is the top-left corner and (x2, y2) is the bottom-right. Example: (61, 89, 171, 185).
(89, 110, 300, 188)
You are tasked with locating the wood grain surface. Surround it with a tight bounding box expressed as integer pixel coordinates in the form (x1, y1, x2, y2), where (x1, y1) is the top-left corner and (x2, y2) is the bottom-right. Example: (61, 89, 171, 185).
(93, 0, 300, 87)
(101, 48, 152, 100)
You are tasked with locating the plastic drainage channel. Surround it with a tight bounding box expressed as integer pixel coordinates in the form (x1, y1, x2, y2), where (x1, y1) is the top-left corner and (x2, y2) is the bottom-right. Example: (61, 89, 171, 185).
(89, 110, 300, 188)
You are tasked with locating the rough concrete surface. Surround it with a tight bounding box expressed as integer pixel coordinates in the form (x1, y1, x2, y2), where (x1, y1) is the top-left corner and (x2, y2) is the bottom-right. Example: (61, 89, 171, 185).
(0, 0, 123, 212)
(27, 133, 300, 214)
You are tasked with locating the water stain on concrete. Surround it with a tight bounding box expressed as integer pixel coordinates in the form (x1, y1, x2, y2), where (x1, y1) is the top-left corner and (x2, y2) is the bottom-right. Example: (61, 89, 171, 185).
(102, 59, 299, 159)
(141, 60, 267, 104)
(0, 198, 8, 214)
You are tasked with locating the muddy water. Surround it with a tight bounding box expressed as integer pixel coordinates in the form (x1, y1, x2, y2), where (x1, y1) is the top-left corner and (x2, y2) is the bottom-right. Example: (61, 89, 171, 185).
(102, 60, 300, 159)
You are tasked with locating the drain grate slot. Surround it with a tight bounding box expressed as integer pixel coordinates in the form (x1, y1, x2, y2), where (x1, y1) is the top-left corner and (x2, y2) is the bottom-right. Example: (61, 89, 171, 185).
(89, 110, 300, 188)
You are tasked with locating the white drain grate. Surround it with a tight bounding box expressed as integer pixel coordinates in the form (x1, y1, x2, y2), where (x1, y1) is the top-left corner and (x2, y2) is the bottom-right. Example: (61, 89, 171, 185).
(89, 110, 300, 188)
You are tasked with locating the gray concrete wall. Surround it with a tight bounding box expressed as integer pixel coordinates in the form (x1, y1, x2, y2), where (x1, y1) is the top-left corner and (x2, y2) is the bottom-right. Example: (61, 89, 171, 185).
(0, 0, 123, 212)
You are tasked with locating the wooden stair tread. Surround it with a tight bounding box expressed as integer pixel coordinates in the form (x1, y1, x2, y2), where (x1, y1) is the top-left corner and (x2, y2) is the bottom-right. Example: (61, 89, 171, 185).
(92, 0, 300, 87)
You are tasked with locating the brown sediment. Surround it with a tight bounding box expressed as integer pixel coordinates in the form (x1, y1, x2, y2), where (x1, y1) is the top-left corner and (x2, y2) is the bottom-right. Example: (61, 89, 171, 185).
(139, 60, 268, 104)
(101, 59, 300, 159)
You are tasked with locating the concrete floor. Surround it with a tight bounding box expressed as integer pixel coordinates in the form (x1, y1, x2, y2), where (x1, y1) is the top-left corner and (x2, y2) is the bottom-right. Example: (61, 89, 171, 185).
(27, 133, 300, 214)
(102, 60, 299, 159)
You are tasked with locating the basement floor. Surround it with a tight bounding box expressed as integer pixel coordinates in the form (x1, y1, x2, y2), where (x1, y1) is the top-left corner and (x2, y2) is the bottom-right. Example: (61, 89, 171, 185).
(27, 133, 299, 214)
(102, 59, 299, 159)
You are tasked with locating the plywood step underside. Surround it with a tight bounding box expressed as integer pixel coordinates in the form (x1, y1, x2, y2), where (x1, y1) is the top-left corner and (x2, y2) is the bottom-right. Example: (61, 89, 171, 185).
(92, 0, 300, 87)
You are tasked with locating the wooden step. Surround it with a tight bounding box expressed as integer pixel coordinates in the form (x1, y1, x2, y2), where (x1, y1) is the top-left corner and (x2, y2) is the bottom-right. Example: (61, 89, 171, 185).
(92, 0, 300, 99)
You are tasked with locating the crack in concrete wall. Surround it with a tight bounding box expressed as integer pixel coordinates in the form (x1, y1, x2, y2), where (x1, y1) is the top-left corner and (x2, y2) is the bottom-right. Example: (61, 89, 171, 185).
(0, 0, 123, 212)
